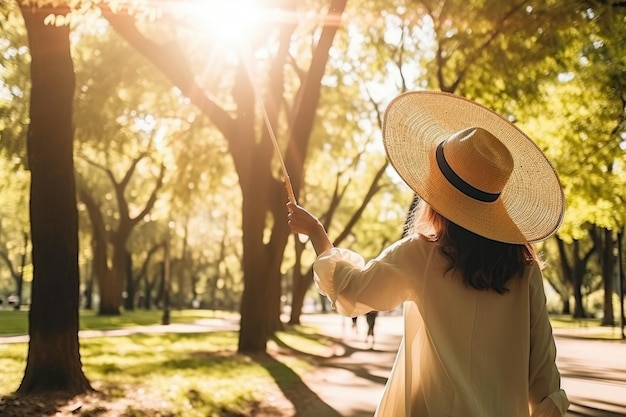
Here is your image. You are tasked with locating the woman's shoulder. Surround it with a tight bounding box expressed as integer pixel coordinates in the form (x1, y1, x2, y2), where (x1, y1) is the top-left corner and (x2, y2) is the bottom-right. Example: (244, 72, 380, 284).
(405, 232, 440, 247)
(382, 233, 440, 257)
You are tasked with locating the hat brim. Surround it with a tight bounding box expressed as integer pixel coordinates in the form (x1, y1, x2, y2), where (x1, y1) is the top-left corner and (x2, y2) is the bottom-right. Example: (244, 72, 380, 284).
(383, 91, 564, 244)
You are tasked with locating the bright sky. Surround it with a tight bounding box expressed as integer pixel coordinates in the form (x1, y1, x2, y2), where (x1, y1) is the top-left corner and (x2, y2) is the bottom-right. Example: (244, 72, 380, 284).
(171, 0, 299, 52)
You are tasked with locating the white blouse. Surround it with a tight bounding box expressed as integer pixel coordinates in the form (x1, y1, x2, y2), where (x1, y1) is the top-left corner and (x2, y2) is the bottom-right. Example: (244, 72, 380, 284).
(313, 235, 569, 417)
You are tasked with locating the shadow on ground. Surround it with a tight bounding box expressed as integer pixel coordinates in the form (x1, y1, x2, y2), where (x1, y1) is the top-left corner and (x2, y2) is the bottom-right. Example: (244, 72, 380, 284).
(568, 400, 626, 417)
(262, 332, 392, 417)
(251, 351, 343, 417)
(0, 392, 95, 417)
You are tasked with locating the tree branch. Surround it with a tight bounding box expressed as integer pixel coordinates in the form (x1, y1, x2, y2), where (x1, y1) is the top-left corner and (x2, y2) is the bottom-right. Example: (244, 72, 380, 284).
(100, 3, 237, 138)
(0, 250, 18, 279)
(134, 241, 164, 286)
(79, 154, 117, 185)
(130, 161, 166, 227)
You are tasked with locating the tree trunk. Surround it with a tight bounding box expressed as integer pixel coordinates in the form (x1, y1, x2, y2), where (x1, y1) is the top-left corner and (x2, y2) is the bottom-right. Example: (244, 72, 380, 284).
(143, 276, 153, 310)
(79, 187, 121, 315)
(557, 236, 594, 319)
(289, 270, 313, 325)
(14, 231, 28, 310)
(98, 229, 131, 315)
(17, 3, 92, 394)
(600, 227, 615, 326)
(561, 296, 571, 315)
(572, 238, 588, 319)
(84, 264, 94, 310)
(572, 273, 586, 318)
(155, 261, 165, 307)
(124, 250, 134, 311)
(238, 190, 272, 352)
(15, 259, 25, 310)
(618, 230, 625, 338)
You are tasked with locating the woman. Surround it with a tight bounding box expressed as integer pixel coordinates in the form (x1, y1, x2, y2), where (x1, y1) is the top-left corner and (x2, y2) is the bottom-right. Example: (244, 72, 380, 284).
(286, 91, 569, 416)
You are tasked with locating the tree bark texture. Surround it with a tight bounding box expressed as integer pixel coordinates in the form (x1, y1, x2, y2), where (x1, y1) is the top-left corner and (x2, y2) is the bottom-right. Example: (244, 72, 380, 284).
(17, 2, 92, 394)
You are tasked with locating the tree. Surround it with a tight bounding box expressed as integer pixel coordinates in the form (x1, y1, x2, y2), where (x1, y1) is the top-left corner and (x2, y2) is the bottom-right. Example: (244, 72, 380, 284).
(288, 156, 391, 323)
(101, 0, 348, 351)
(130, 236, 164, 309)
(598, 227, 617, 325)
(77, 152, 165, 315)
(0, 3, 32, 307)
(519, 1, 626, 319)
(555, 233, 598, 318)
(577, 2, 626, 326)
(17, 1, 92, 394)
(103, 0, 609, 334)
(0, 231, 29, 309)
(394, 0, 626, 323)
(70, 15, 211, 314)
(0, 159, 31, 308)
(287, 86, 398, 323)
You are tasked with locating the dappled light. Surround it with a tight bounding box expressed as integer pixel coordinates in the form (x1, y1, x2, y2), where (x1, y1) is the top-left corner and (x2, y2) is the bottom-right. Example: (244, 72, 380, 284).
(1, 0, 626, 415)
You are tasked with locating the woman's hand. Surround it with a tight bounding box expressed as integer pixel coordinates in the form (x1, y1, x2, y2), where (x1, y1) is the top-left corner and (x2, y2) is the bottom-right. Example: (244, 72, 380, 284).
(286, 202, 321, 235)
(287, 202, 333, 255)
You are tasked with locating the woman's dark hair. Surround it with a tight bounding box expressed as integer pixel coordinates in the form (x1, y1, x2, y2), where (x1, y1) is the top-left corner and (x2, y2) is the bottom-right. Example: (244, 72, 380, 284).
(411, 200, 534, 294)
(440, 221, 532, 294)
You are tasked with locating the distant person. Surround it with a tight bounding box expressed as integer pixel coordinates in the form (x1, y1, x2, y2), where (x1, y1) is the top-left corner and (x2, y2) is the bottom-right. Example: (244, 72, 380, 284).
(287, 91, 569, 416)
(7, 294, 18, 308)
(365, 310, 378, 349)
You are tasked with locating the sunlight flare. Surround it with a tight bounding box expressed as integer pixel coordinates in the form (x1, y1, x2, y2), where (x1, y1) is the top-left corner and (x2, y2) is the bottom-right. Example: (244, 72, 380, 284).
(176, 0, 284, 51)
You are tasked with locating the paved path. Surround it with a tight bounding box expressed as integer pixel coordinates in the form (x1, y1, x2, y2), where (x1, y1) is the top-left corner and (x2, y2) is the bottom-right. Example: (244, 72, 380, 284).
(1, 314, 624, 416)
(298, 314, 626, 417)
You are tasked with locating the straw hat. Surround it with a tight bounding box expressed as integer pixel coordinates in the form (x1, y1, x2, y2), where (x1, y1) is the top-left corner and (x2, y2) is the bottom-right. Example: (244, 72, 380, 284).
(383, 91, 564, 244)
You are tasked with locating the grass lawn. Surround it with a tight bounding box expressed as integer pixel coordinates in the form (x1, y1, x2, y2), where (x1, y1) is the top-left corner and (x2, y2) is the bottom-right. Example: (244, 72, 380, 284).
(0, 309, 330, 416)
(1, 309, 622, 415)
(549, 314, 602, 328)
(549, 314, 625, 339)
(0, 308, 236, 336)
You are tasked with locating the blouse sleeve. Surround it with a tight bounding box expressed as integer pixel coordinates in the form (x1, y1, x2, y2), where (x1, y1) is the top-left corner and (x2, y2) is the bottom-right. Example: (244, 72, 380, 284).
(528, 266, 569, 416)
(312, 238, 418, 317)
